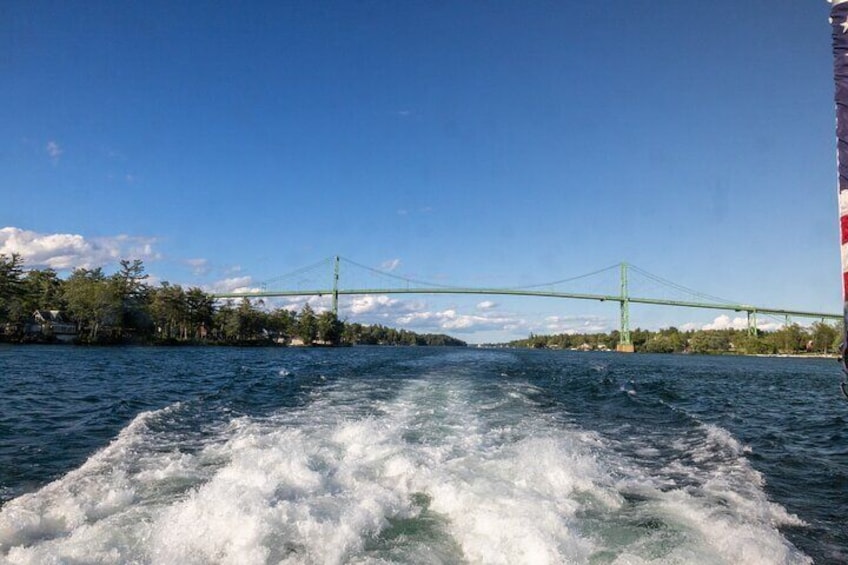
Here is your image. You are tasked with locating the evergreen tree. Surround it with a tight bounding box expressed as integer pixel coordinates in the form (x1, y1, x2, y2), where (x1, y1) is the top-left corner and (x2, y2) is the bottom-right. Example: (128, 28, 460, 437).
(62, 268, 122, 342)
(297, 304, 318, 345)
(317, 311, 344, 345)
(0, 253, 27, 331)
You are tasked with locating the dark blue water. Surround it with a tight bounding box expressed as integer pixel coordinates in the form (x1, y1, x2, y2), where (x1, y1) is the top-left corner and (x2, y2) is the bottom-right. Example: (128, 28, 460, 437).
(0, 345, 845, 563)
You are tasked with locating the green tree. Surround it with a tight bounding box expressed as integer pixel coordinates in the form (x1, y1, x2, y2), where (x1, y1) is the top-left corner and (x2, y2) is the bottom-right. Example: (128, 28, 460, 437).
(112, 259, 152, 335)
(688, 331, 730, 354)
(606, 330, 621, 350)
(734, 333, 775, 355)
(150, 283, 188, 340)
(769, 324, 809, 353)
(185, 287, 215, 340)
(0, 253, 27, 331)
(297, 304, 318, 345)
(642, 335, 676, 353)
(811, 321, 838, 354)
(317, 311, 344, 345)
(528, 333, 548, 349)
(213, 300, 237, 342)
(342, 322, 363, 344)
(63, 268, 122, 342)
(631, 328, 651, 350)
(268, 307, 296, 342)
(22, 268, 64, 313)
(235, 298, 263, 341)
(833, 322, 844, 354)
(659, 327, 685, 352)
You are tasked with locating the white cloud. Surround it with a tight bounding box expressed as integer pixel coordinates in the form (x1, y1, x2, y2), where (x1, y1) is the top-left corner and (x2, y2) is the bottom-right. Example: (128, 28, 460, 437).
(542, 315, 611, 334)
(349, 295, 399, 314)
(477, 300, 497, 310)
(396, 207, 432, 217)
(185, 258, 211, 276)
(336, 294, 531, 335)
(701, 314, 747, 331)
(304, 295, 332, 312)
(396, 308, 524, 333)
(208, 276, 260, 294)
(46, 141, 63, 160)
(338, 295, 426, 321)
(699, 314, 782, 332)
(381, 259, 401, 272)
(0, 226, 159, 271)
(279, 295, 332, 313)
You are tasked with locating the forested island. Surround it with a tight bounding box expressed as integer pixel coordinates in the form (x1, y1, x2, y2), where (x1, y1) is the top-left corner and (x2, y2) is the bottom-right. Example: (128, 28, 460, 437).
(507, 323, 841, 356)
(0, 254, 465, 347)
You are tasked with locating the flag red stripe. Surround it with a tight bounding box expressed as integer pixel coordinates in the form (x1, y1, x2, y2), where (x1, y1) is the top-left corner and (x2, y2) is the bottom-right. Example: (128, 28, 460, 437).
(842, 214, 848, 245)
(839, 215, 848, 245)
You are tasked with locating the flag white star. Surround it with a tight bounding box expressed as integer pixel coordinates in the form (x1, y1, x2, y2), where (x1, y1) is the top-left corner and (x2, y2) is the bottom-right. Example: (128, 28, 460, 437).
(842, 17, 848, 33)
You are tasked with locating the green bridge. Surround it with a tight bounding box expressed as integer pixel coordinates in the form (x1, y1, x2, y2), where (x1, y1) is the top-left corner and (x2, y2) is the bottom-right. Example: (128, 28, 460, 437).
(213, 257, 840, 352)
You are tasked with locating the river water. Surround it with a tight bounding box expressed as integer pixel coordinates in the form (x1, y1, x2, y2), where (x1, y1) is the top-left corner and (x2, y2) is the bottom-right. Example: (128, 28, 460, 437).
(0, 345, 845, 564)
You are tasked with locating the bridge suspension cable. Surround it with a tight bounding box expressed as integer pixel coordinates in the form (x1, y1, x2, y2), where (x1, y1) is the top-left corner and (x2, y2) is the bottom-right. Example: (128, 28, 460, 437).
(627, 264, 738, 307)
(258, 257, 336, 289)
(338, 256, 459, 289)
(340, 256, 621, 292)
(502, 263, 620, 291)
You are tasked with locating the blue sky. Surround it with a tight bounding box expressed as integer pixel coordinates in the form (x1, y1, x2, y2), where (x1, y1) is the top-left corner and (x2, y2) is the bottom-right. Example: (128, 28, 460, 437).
(1, 1, 841, 342)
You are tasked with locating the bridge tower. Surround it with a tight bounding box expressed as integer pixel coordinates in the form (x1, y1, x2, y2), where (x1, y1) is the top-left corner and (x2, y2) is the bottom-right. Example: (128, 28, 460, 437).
(747, 310, 758, 336)
(332, 256, 340, 317)
(616, 262, 635, 353)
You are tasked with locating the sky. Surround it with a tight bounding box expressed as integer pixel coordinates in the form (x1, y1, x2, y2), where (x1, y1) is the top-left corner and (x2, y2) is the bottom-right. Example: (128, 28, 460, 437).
(1, 1, 843, 343)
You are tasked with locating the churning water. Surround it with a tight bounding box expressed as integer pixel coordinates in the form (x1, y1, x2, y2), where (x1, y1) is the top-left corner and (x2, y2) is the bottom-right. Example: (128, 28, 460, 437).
(0, 346, 845, 563)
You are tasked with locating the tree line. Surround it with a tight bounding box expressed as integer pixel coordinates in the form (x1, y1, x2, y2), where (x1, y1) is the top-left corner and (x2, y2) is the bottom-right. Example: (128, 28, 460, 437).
(510, 323, 842, 355)
(0, 254, 466, 347)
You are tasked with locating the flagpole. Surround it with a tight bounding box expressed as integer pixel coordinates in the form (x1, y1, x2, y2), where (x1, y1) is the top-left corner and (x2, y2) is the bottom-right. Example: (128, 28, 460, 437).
(830, 0, 848, 398)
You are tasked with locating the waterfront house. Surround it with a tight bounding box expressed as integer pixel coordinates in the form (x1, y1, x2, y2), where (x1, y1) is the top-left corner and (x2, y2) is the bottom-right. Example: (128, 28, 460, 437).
(26, 310, 77, 342)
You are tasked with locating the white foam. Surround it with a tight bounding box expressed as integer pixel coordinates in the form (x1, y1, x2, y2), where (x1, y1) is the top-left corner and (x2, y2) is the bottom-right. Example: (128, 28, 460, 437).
(604, 420, 810, 565)
(0, 377, 812, 564)
(0, 408, 159, 552)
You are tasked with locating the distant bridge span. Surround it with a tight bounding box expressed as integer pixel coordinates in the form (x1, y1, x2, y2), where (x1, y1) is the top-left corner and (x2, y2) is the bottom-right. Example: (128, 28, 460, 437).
(211, 260, 840, 351)
(213, 286, 838, 321)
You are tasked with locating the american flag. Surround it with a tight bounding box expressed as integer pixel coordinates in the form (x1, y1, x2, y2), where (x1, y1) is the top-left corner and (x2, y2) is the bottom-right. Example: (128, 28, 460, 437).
(831, 0, 848, 397)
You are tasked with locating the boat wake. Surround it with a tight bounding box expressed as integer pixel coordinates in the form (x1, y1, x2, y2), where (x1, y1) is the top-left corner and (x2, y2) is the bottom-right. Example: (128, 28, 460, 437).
(0, 365, 810, 564)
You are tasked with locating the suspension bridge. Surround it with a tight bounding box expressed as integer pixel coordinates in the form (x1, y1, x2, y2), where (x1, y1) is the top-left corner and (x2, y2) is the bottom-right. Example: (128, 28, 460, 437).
(212, 257, 840, 351)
